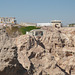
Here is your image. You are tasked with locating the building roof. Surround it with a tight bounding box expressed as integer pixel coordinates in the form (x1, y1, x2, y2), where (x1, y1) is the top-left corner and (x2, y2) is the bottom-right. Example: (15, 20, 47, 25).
(0, 17, 15, 19)
(51, 20, 62, 23)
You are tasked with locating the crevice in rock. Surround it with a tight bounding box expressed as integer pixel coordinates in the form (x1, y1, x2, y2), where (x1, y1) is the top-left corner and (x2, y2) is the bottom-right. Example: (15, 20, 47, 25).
(56, 64, 69, 75)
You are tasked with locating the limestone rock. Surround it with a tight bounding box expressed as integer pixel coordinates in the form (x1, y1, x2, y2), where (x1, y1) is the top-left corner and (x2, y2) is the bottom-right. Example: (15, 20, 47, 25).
(0, 28, 28, 75)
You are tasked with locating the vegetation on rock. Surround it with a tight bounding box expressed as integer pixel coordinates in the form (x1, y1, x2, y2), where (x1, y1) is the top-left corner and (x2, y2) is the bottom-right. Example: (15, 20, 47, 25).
(6, 26, 40, 37)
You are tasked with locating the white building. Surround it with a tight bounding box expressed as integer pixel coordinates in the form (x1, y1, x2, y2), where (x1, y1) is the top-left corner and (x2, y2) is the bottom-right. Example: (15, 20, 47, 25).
(26, 29, 45, 37)
(37, 20, 62, 27)
(37, 23, 52, 27)
(0, 17, 17, 25)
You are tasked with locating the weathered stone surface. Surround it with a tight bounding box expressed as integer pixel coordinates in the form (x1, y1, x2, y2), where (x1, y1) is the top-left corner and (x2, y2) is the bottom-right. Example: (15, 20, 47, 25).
(0, 28, 28, 75)
(16, 27, 75, 75)
(0, 27, 75, 75)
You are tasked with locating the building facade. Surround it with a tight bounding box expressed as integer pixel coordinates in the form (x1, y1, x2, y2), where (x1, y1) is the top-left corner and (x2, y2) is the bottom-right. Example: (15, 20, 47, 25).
(0, 17, 17, 25)
(37, 20, 62, 27)
(51, 20, 62, 28)
(37, 23, 51, 27)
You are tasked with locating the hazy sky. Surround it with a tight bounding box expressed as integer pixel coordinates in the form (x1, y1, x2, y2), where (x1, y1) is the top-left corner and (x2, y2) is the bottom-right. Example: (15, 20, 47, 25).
(0, 0, 75, 26)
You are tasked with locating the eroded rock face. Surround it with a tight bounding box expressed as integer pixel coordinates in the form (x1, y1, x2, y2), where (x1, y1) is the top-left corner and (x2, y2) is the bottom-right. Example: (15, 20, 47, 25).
(0, 28, 28, 75)
(15, 27, 75, 75)
(0, 27, 75, 75)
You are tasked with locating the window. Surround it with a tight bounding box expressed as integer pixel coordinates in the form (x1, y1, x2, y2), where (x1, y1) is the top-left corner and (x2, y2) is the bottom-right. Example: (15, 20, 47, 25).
(41, 31, 43, 36)
(4, 19, 5, 22)
(35, 31, 43, 36)
(1, 19, 2, 21)
(35, 32, 38, 36)
(5, 18, 8, 22)
(9, 19, 10, 22)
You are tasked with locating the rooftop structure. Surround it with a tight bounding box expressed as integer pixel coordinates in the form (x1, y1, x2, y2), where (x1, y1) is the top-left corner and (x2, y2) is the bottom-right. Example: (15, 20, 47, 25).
(51, 20, 62, 28)
(51, 20, 62, 23)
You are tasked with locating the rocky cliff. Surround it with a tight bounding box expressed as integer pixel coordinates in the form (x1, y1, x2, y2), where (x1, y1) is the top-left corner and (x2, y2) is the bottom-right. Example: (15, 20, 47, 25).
(0, 28, 28, 75)
(0, 27, 75, 75)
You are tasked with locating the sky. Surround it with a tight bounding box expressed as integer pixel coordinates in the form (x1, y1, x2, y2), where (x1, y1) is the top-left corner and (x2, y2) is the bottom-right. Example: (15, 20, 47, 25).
(0, 0, 75, 26)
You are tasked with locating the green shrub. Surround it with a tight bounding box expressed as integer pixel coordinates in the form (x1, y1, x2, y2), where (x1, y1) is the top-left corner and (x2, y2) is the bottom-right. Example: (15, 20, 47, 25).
(19, 26, 40, 34)
(6, 26, 40, 35)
